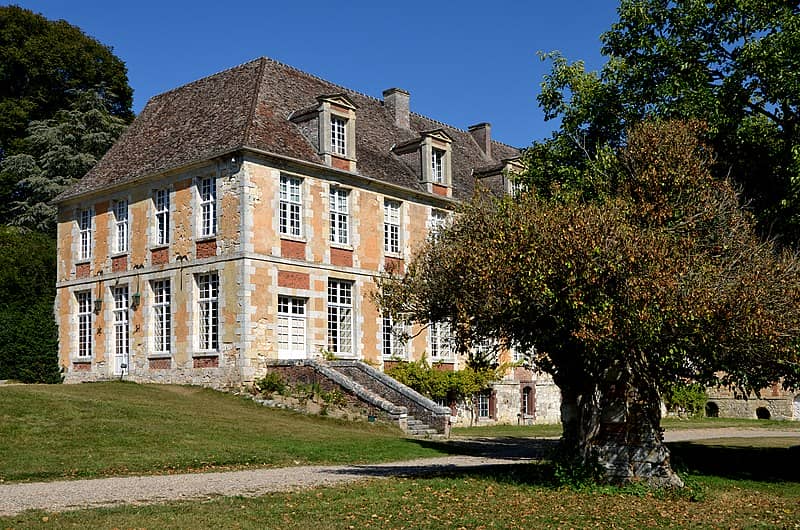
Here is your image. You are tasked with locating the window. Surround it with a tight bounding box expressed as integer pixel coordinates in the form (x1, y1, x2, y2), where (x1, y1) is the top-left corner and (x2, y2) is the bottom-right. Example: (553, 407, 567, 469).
(199, 177, 217, 237)
(331, 116, 347, 156)
(278, 296, 306, 357)
(383, 199, 401, 254)
(431, 148, 445, 184)
(429, 321, 453, 360)
(113, 286, 129, 374)
(429, 209, 448, 238)
(152, 279, 171, 354)
(78, 209, 92, 260)
(113, 200, 128, 254)
(76, 291, 92, 358)
(197, 272, 219, 351)
(327, 279, 353, 356)
(522, 387, 532, 416)
(382, 315, 407, 358)
(476, 391, 491, 418)
(329, 188, 349, 245)
(279, 175, 303, 237)
(154, 189, 170, 246)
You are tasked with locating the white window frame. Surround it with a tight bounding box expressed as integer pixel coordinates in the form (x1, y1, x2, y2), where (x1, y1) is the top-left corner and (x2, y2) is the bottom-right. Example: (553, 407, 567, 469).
(278, 296, 307, 358)
(331, 115, 347, 156)
(429, 209, 448, 238)
(429, 321, 453, 360)
(197, 272, 219, 352)
(329, 187, 349, 245)
(113, 285, 130, 375)
(154, 189, 170, 246)
(76, 291, 93, 358)
(78, 209, 92, 261)
(152, 279, 171, 354)
(279, 175, 303, 237)
(199, 177, 217, 238)
(383, 199, 401, 255)
(522, 387, 532, 416)
(431, 148, 445, 184)
(477, 391, 491, 418)
(113, 199, 128, 254)
(327, 279, 353, 356)
(382, 315, 407, 359)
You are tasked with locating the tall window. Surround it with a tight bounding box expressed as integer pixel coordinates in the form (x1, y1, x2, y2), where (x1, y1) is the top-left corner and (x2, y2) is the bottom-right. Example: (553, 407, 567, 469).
(76, 291, 92, 358)
(327, 279, 353, 356)
(522, 387, 532, 416)
(278, 296, 306, 357)
(329, 188, 349, 245)
(197, 272, 219, 351)
(113, 286, 129, 373)
(429, 321, 453, 360)
(199, 177, 217, 237)
(431, 148, 445, 183)
(382, 315, 407, 358)
(152, 279, 171, 354)
(78, 209, 92, 260)
(429, 209, 448, 238)
(113, 200, 128, 254)
(154, 189, 170, 246)
(279, 175, 303, 237)
(331, 116, 347, 156)
(476, 391, 491, 418)
(383, 199, 401, 254)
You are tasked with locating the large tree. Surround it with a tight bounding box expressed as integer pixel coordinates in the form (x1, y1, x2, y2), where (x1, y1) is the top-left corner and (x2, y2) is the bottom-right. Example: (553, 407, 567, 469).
(0, 5, 133, 224)
(533, 0, 800, 244)
(0, 89, 127, 232)
(377, 121, 800, 486)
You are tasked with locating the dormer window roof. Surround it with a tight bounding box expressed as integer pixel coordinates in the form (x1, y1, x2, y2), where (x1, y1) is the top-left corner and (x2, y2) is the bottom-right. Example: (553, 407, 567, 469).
(290, 93, 358, 172)
(474, 157, 525, 196)
(391, 129, 453, 197)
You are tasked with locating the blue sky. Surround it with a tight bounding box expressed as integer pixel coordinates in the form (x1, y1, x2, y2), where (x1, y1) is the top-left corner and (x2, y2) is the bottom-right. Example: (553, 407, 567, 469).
(9, 1, 620, 148)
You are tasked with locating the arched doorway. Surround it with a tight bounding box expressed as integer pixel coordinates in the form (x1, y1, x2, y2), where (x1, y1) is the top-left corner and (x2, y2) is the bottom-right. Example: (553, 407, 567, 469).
(756, 406, 771, 420)
(705, 401, 719, 418)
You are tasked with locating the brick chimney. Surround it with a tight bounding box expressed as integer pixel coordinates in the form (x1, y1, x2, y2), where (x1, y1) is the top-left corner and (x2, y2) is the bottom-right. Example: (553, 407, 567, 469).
(468, 122, 491, 158)
(383, 88, 410, 129)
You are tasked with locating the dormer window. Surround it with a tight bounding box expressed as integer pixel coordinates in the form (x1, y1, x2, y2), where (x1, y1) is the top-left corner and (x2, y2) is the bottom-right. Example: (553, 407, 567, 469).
(290, 93, 357, 172)
(331, 116, 347, 156)
(390, 129, 453, 197)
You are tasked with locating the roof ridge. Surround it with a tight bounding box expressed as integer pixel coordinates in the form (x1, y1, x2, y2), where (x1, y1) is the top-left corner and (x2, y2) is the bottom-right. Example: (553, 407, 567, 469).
(145, 58, 263, 105)
(242, 57, 267, 146)
(259, 56, 383, 105)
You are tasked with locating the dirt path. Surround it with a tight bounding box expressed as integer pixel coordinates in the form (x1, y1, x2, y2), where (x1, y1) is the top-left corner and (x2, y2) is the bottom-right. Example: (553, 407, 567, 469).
(1, 428, 797, 517)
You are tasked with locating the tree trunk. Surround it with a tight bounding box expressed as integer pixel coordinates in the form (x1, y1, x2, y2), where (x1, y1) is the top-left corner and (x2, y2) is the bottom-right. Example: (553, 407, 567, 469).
(558, 375, 683, 488)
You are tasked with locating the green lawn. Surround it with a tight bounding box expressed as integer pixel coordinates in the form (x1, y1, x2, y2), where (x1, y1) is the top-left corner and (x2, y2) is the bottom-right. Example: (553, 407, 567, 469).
(2, 464, 798, 529)
(452, 416, 800, 438)
(0, 382, 449, 483)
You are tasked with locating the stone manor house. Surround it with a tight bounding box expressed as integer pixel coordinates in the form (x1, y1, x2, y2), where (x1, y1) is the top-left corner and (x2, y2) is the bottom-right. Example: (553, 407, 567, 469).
(53, 57, 561, 425)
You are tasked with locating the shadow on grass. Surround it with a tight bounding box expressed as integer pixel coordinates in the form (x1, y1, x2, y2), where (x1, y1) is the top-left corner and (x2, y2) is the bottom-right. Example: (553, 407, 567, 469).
(413, 436, 559, 460)
(668, 442, 800, 482)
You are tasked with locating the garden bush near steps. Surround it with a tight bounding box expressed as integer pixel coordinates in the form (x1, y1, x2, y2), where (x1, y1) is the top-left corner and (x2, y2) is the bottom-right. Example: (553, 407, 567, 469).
(252, 372, 351, 419)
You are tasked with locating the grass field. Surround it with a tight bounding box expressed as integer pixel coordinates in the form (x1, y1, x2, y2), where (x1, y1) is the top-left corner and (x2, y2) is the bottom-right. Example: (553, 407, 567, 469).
(1, 382, 798, 527)
(1, 462, 797, 529)
(452, 416, 800, 438)
(0, 382, 449, 483)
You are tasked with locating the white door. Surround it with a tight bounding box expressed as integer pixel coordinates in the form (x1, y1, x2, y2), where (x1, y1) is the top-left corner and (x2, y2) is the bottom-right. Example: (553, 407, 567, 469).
(112, 286, 130, 375)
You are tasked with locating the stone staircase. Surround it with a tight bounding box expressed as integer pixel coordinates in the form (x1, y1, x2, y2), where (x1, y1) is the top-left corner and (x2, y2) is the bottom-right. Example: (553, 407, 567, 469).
(264, 359, 451, 437)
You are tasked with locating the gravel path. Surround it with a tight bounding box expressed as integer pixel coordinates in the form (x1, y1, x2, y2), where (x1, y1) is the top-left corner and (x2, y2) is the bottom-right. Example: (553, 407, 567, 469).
(1, 428, 797, 517)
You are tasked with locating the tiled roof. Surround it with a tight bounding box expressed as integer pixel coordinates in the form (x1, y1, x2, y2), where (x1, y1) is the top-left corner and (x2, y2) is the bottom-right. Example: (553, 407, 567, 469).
(56, 57, 520, 202)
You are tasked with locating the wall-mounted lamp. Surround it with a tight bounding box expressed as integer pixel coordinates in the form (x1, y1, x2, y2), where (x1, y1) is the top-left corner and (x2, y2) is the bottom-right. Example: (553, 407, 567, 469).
(93, 299, 103, 314)
(130, 292, 141, 310)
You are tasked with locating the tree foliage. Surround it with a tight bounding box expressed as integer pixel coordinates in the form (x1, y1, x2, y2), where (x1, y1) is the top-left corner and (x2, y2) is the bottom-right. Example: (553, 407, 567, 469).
(0, 5, 133, 157)
(377, 120, 800, 486)
(533, 0, 800, 244)
(0, 226, 60, 383)
(0, 89, 127, 232)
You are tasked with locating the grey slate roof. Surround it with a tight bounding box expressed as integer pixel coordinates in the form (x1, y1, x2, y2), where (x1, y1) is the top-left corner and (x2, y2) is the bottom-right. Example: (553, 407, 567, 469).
(56, 57, 520, 203)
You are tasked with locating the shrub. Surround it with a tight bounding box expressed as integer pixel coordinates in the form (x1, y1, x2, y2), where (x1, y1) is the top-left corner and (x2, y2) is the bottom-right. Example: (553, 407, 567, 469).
(255, 372, 286, 396)
(662, 382, 707, 417)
